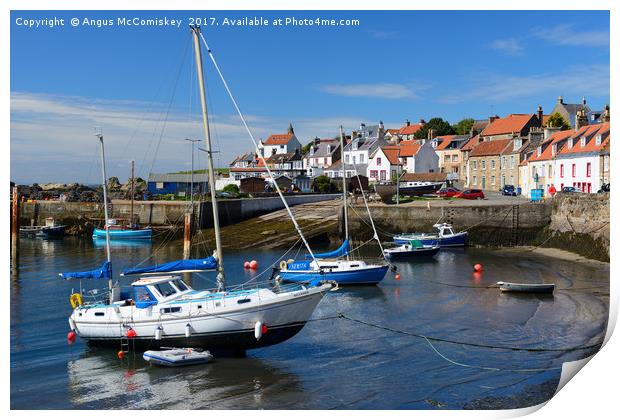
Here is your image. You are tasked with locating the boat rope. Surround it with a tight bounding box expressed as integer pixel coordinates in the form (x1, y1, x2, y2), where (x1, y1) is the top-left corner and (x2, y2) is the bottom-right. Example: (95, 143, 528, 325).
(334, 312, 603, 353)
(198, 31, 319, 266)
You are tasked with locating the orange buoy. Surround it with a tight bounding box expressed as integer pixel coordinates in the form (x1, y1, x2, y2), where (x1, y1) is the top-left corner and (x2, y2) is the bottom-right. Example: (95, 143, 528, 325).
(67, 331, 76, 344)
(249, 260, 258, 270)
(244, 261, 250, 269)
(126, 328, 137, 338)
(117, 350, 124, 359)
(395, 273, 401, 281)
(474, 263, 483, 272)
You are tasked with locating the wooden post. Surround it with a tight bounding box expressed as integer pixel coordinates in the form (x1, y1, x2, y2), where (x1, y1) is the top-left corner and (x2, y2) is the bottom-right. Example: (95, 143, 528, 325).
(11, 186, 20, 268)
(183, 212, 191, 260)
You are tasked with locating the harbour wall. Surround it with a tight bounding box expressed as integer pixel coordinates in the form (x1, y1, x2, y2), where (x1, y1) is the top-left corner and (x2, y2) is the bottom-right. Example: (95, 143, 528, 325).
(17, 194, 340, 234)
(346, 193, 609, 261)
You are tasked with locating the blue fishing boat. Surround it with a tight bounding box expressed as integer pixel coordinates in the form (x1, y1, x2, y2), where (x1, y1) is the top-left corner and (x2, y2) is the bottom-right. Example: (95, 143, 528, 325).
(92, 226, 152, 240)
(394, 223, 467, 247)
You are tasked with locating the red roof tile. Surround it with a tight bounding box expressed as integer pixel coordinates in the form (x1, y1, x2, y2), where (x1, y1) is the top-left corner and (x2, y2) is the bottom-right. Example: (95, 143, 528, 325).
(469, 138, 513, 157)
(264, 133, 293, 145)
(481, 114, 536, 137)
(460, 134, 480, 152)
(434, 135, 457, 150)
(398, 123, 424, 136)
(558, 122, 610, 156)
(375, 146, 401, 165)
(398, 140, 422, 157)
(527, 129, 574, 162)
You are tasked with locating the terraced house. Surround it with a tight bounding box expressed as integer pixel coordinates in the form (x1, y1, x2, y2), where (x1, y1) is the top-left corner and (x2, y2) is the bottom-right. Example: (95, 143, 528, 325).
(467, 139, 513, 190)
(430, 134, 469, 179)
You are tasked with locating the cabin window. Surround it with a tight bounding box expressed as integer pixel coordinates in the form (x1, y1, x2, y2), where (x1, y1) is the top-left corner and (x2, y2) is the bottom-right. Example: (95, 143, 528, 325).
(160, 307, 181, 314)
(154, 282, 178, 298)
(237, 298, 251, 304)
(95, 312, 105, 316)
(134, 286, 157, 309)
(173, 279, 188, 291)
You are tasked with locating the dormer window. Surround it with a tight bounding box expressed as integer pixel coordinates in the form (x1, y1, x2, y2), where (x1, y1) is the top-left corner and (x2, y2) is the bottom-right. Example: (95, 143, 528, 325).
(537, 146, 542, 157)
(552, 144, 557, 156)
(568, 138, 573, 148)
(513, 138, 522, 151)
(595, 135, 602, 146)
(580, 137, 586, 148)
(326, 145, 331, 154)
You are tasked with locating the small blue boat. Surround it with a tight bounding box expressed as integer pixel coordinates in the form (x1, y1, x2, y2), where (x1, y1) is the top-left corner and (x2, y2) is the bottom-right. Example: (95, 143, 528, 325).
(278, 240, 389, 285)
(394, 223, 467, 247)
(92, 227, 152, 240)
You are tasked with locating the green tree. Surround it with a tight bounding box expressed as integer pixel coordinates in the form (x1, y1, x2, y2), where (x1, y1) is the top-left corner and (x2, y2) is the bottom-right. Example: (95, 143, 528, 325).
(314, 175, 332, 193)
(452, 118, 475, 135)
(546, 112, 571, 130)
(222, 184, 240, 194)
(414, 117, 456, 139)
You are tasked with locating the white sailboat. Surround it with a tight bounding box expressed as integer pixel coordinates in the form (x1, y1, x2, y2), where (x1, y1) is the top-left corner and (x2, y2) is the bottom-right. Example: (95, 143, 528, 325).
(61, 25, 332, 354)
(278, 126, 389, 285)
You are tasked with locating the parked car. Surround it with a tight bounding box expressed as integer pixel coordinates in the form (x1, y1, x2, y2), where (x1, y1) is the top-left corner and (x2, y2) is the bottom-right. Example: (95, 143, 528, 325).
(435, 187, 461, 198)
(501, 185, 517, 196)
(455, 189, 485, 200)
(562, 186, 582, 193)
(598, 183, 610, 193)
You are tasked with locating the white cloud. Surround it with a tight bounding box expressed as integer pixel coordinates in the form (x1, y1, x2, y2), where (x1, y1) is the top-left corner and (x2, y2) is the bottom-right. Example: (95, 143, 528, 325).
(318, 83, 421, 100)
(489, 38, 524, 56)
(10, 92, 379, 183)
(438, 64, 609, 104)
(532, 24, 609, 47)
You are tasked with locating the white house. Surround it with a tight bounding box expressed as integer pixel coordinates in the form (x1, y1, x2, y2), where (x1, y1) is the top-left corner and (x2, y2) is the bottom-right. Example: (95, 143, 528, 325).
(341, 122, 387, 178)
(368, 146, 402, 182)
(552, 123, 610, 193)
(303, 138, 341, 177)
(400, 140, 439, 173)
(258, 123, 302, 158)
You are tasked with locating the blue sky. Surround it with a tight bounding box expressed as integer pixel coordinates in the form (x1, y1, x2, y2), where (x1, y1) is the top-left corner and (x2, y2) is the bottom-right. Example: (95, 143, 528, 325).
(10, 10, 610, 183)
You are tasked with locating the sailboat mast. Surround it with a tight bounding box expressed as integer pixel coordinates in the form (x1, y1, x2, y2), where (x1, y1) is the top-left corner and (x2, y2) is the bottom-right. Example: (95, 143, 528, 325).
(130, 159, 134, 227)
(339, 126, 349, 247)
(96, 132, 112, 292)
(191, 25, 225, 290)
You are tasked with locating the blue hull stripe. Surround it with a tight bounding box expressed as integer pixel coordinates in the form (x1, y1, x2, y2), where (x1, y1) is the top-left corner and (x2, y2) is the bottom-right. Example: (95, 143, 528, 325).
(394, 233, 467, 247)
(93, 228, 152, 239)
(280, 265, 388, 285)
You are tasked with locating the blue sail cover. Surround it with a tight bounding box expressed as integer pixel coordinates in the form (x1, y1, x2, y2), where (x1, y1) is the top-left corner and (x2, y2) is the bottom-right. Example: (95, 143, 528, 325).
(60, 261, 111, 279)
(305, 239, 350, 259)
(121, 256, 217, 276)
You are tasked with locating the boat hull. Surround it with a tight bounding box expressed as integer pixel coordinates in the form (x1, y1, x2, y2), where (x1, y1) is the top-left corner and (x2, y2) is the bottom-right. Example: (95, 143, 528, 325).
(92, 228, 152, 240)
(497, 282, 555, 294)
(384, 246, 440, 260)
(280, 265, 389, 285)
(394, 232, 467, 247)
(374, 182, 444, 204)
(20, 225, 66, 238)
(143, 349, 213, 366)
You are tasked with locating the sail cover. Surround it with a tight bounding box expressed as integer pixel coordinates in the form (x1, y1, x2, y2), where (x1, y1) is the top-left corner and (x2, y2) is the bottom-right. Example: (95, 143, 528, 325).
(121, 256, 217, 276)
(306, 239, 349, 259)
(60, 261, 111, 279)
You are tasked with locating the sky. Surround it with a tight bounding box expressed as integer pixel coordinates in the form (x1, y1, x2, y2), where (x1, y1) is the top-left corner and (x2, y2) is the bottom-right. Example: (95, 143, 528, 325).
(10, 10, 610, 184)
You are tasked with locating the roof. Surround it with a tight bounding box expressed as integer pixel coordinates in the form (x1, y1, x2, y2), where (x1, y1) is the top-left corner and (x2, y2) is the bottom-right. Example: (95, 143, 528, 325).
(304, 139, 340, 158)
(230, 167, 268, 173)
(433, 135, 469, 151)
(398, 123, 424, 136)
(148, 173, 211, 183)
(527, 129, 574, 162)
(373, 146, 401, 165)
(460, 134, 480, 152)
(471, 119, 489, 134)
(481, 114, 536, 137)
(265, 152, 300, 164)
(398, 140, 422, 157)
(557, 122, 610, 157)
(469, 138, 513, 157)
(400, 172, 447, 182)
(264, 133, 294, 145)
(385, 128, 400, 135)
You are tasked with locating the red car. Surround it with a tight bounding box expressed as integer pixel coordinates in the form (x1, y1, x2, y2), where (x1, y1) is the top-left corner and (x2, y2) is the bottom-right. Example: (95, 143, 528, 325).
(435, 187, 461, 198)
(455, 189, 485, 200)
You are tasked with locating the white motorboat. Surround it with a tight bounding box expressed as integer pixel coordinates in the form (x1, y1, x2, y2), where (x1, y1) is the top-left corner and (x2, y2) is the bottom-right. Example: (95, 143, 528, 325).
(384, 242, 440, 260)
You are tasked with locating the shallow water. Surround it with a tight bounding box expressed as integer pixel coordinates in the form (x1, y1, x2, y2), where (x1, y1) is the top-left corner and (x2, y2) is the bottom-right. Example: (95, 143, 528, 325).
(10, 237, 609, 409)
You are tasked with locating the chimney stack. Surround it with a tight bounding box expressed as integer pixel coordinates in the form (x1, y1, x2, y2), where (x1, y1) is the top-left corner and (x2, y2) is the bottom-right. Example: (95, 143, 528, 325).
(419, 118, 426, 125)
(582, 96, 587, 106)
(557, 96, 564, 105)
(601, 104, 610, 123)
(489, 115, 499, 124)
(575, 108, 589, 130)
(406, 119, 410, 127)
(537, 105, 544, 127)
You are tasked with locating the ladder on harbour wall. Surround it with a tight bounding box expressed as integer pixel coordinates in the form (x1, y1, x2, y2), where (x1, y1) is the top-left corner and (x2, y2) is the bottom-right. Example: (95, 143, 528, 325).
(511, 205, 519, 246)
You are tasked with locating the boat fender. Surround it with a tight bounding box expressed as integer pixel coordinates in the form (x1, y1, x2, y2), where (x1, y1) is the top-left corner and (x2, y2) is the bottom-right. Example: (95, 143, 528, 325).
(69, 293, 83, 309)
(126, 328, 137, 338)
(67, 331, 76, 344)
(279, 260, 288, 270)
(155, 325, 163, 340)
(185, 323, 192, 338)
(254, 321, 263, 340)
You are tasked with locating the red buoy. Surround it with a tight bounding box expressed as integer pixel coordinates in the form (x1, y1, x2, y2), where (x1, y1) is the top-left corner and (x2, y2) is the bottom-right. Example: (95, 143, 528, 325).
(395, 273, 401, 281)
(261, 324, 268, 335)
(474, 263, 483, 272)
(244, 261, 250, 269)
(126, 328, 137, 338)
(67, 331, 76, 344)
(249, 260, 258, 270)
(117, 350, 124, 359)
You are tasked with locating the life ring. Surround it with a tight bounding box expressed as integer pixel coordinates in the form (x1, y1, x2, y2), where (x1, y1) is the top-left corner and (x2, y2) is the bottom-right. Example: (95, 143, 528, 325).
(279, 260, 288, 270)
(70, 293, 83, 309)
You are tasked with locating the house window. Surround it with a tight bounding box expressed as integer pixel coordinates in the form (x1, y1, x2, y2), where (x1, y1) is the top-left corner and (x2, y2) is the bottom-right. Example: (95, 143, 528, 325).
(537, 146, 542, 156)
(510, 156, 515, 169)
(452, 155, 458, 162)
(380, 170, 386, 181)
(473, 161, 477, 170)
(580, 137, 586, 148)
(360, 154, 364, 163)
(345, 155, 349, 163)
(473, 175, 477, 185)
(560, 164, 564, 178)
(572, 164, 576, 177)
(587, 162, 591, 177)
(481, 160, 486, 170)
(491, 160, 495, 169)
(595, 135, 602, 146)
(548, 164, 552, 177)
(377, 157, 382, 165)
(502, 156, 506, 168)
(370, 170, 378, 179)
(568, 138, 574, 148)
(510, 175, 514, 185)
(491, 176, 496, 186)
(552, 144, 557, 156)
(280, 145, 285, 149)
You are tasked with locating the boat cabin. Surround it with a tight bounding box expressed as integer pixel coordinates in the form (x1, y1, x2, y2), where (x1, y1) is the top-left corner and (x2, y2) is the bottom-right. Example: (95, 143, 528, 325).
(130, 276, 193, 308)
(433, 223, 455, 237)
